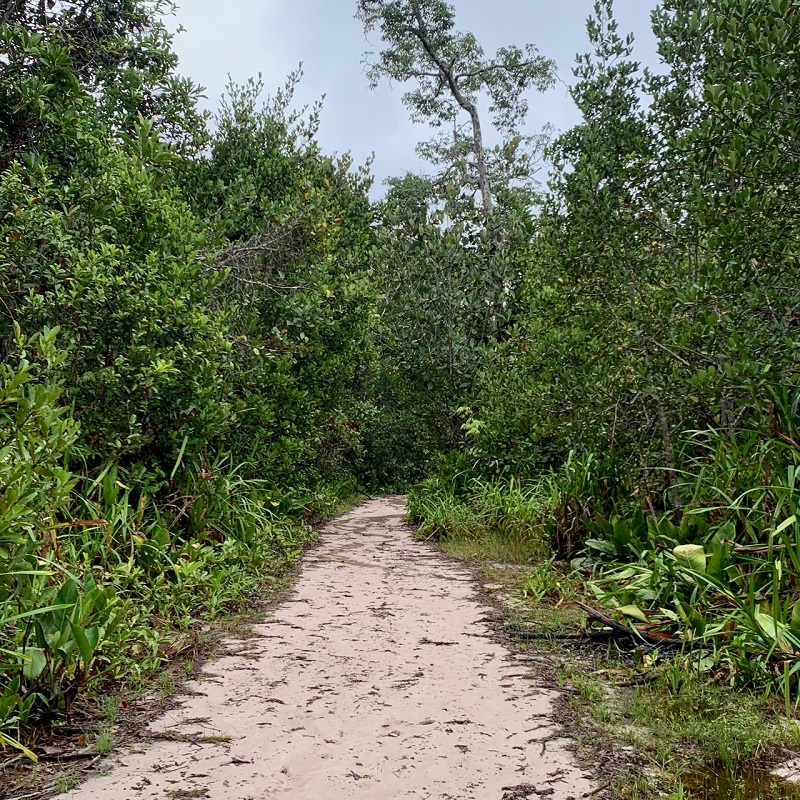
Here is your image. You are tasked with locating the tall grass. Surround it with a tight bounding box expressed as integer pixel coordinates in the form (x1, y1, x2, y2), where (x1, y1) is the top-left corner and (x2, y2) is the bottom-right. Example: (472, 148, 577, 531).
(408, 475, 552, 563)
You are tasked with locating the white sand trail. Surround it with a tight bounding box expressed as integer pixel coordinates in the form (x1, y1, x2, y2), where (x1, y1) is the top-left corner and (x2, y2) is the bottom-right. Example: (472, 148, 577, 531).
(68, 497, 595, 800)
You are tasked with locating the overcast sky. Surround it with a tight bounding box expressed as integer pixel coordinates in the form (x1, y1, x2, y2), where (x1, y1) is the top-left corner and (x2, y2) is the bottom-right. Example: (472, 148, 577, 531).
(169, 1, 661, 194)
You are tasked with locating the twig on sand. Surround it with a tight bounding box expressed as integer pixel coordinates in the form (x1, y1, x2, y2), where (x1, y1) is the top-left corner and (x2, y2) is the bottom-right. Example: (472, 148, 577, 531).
(0, 755, 25, 772)
(7, 788, 56, 800)
(510, 629, 615, 642)
(583, 781, 612, 798)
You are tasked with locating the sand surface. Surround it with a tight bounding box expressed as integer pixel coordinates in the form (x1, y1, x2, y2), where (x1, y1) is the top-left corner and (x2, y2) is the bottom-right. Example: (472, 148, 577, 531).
(68, 497, 595, 800)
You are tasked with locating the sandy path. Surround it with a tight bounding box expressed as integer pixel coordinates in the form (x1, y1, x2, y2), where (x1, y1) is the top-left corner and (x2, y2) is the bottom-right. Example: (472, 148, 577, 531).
(69, 497, 595, 800)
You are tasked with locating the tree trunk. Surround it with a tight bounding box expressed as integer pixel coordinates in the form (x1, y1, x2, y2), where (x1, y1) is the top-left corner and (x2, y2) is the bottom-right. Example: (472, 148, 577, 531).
(410, 8, 493, 217)
(656, 397, 683, 513)
(466, 101, 493, 217)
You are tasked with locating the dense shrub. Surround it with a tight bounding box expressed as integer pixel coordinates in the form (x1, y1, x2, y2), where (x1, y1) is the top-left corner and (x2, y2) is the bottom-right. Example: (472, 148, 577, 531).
(410, 0, 800, 693)
(0, 9, 376, 756)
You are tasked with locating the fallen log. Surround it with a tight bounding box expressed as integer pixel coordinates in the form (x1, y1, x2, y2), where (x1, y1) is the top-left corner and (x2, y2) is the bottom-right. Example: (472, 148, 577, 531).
(576, 602, 688, 648)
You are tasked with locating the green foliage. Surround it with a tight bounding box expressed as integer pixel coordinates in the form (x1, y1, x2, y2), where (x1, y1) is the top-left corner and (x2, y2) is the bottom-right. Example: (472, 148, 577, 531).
(461, 0, 799, 491)
(1, 141, 230, 471)
(0, 327, 77, 557)
(580, 423, 800, 690)
(362, 176, 538, 487)
(408, 474, 550, 563)
(0, 7, 373, 759)
(0, 331, 319, 755)
(181, 73, 376, 488)
(3, 0, 798, 761)
(410, 0, 800, 694)
(0, 1, 208, 151)
(357, 0, 552, 134)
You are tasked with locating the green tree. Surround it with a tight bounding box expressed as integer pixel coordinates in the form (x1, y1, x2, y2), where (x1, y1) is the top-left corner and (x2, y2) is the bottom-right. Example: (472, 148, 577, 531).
(356, 0, 554, 215)
(0, 1, 208, 158)
(441, 0, 799, 526)
(0, 128, 230, 473)
(180, 75, 376, 486)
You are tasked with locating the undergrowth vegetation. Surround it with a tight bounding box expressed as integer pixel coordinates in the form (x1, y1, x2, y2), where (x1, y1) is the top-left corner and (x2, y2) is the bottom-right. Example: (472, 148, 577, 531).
(0, 323, 320, 758)
(411, 432, 800, 694)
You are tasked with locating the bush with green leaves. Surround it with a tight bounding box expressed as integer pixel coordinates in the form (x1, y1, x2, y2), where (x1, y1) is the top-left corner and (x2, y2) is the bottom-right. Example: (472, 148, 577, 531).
(0, 328, 322, 758)
(0, 327, 120, 758)
(178, 73, 377, 489)
(461, 0, 799, 493)
(409, 0, 800, 693)
(1, 143, 231, 474)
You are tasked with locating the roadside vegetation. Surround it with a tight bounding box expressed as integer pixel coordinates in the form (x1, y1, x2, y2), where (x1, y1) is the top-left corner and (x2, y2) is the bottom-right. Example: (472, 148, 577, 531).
(2, 0, 799, 797)
(393, 0, 800, 796)
(409, 474, 800, 798)
(0, 0, 372, 763)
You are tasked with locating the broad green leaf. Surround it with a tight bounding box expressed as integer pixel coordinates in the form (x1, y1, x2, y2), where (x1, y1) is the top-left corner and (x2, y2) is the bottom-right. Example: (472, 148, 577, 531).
(659, 608, 681, 624)
(21, 648, 46, 680)
(70, 622, 95, 666)
(617, 605, 648, 624)
(585, 539, 619, 556)
(790, 600, 800, 639)
(775, 516, 797, 536)
(706, 545, 728, 583)
(674, 544, 706, 574)
(755, 613, 797, 654)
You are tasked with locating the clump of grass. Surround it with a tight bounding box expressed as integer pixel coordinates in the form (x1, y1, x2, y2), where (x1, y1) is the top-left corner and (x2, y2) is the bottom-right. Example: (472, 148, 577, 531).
(100, 695, 121, 725)
(89, 728, 115, 755)
(565, 658, 800, 798)
(53, 772, 80, 795)
(520, 557, 582, 603)
(630, 672, 788, 770)
(157, 672, 178, 706)
(408, 475, 552, 565)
